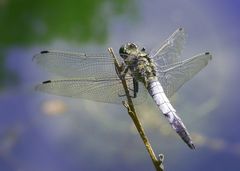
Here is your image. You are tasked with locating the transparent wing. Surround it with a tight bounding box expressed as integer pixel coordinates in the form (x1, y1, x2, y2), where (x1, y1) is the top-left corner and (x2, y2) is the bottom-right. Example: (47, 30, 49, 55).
(35, 77, 149, 105)
(159, 52, 212, 98)
(33, 50, 120, 79)
(150, 28, 186, 66)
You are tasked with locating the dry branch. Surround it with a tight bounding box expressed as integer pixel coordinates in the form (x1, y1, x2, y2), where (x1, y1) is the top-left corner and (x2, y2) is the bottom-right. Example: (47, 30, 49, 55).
(108, 48, 164, 171)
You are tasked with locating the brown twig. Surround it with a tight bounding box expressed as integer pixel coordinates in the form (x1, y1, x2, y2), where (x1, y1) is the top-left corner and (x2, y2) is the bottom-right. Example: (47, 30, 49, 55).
(108, 48, 164, 171)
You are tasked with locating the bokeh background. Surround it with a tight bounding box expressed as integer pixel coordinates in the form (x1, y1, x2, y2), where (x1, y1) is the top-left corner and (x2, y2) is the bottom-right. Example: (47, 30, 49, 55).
(0, 0, 239, 170)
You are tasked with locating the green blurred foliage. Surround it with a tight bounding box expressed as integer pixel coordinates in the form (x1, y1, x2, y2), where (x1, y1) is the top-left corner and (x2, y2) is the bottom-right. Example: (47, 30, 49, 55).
(0, 0, 138, 89)
(0, 0, 137, 45)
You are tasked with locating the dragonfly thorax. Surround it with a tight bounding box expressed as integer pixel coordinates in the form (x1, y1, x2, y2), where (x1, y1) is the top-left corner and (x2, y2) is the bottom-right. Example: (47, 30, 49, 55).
(119, 42, 158, 86)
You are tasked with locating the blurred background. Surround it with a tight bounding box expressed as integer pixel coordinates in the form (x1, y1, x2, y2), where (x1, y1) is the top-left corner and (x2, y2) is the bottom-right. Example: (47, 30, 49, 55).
(0, 0, 239, 170)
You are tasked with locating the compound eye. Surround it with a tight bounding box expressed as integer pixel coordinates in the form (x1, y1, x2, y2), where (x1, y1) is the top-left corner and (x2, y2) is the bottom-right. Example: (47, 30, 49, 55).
(119, 45, 128, 59)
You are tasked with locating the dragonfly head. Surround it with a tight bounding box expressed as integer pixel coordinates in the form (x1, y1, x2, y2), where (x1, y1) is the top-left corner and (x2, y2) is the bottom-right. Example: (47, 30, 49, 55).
(119, 43, 139, 59)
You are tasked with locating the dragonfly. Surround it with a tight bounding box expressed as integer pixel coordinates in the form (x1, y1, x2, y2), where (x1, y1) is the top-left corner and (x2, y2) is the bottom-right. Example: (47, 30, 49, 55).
(34, 28, 212, 149)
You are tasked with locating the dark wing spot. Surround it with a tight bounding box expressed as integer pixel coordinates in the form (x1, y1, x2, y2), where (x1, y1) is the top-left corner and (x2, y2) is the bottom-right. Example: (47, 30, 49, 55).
(205, 52, 210, 55)
(42, 80, 51, 84)
(40, 50, 49, 54)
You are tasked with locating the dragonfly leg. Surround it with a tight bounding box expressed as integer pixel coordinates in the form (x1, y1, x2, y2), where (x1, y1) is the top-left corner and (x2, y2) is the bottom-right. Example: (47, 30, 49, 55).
(115, 64, 122, 78)
(115, 63, 129, 79)
(127, 78, 139, 98)
(132, 78, 139, 98)
(118, 78, 138, 98)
